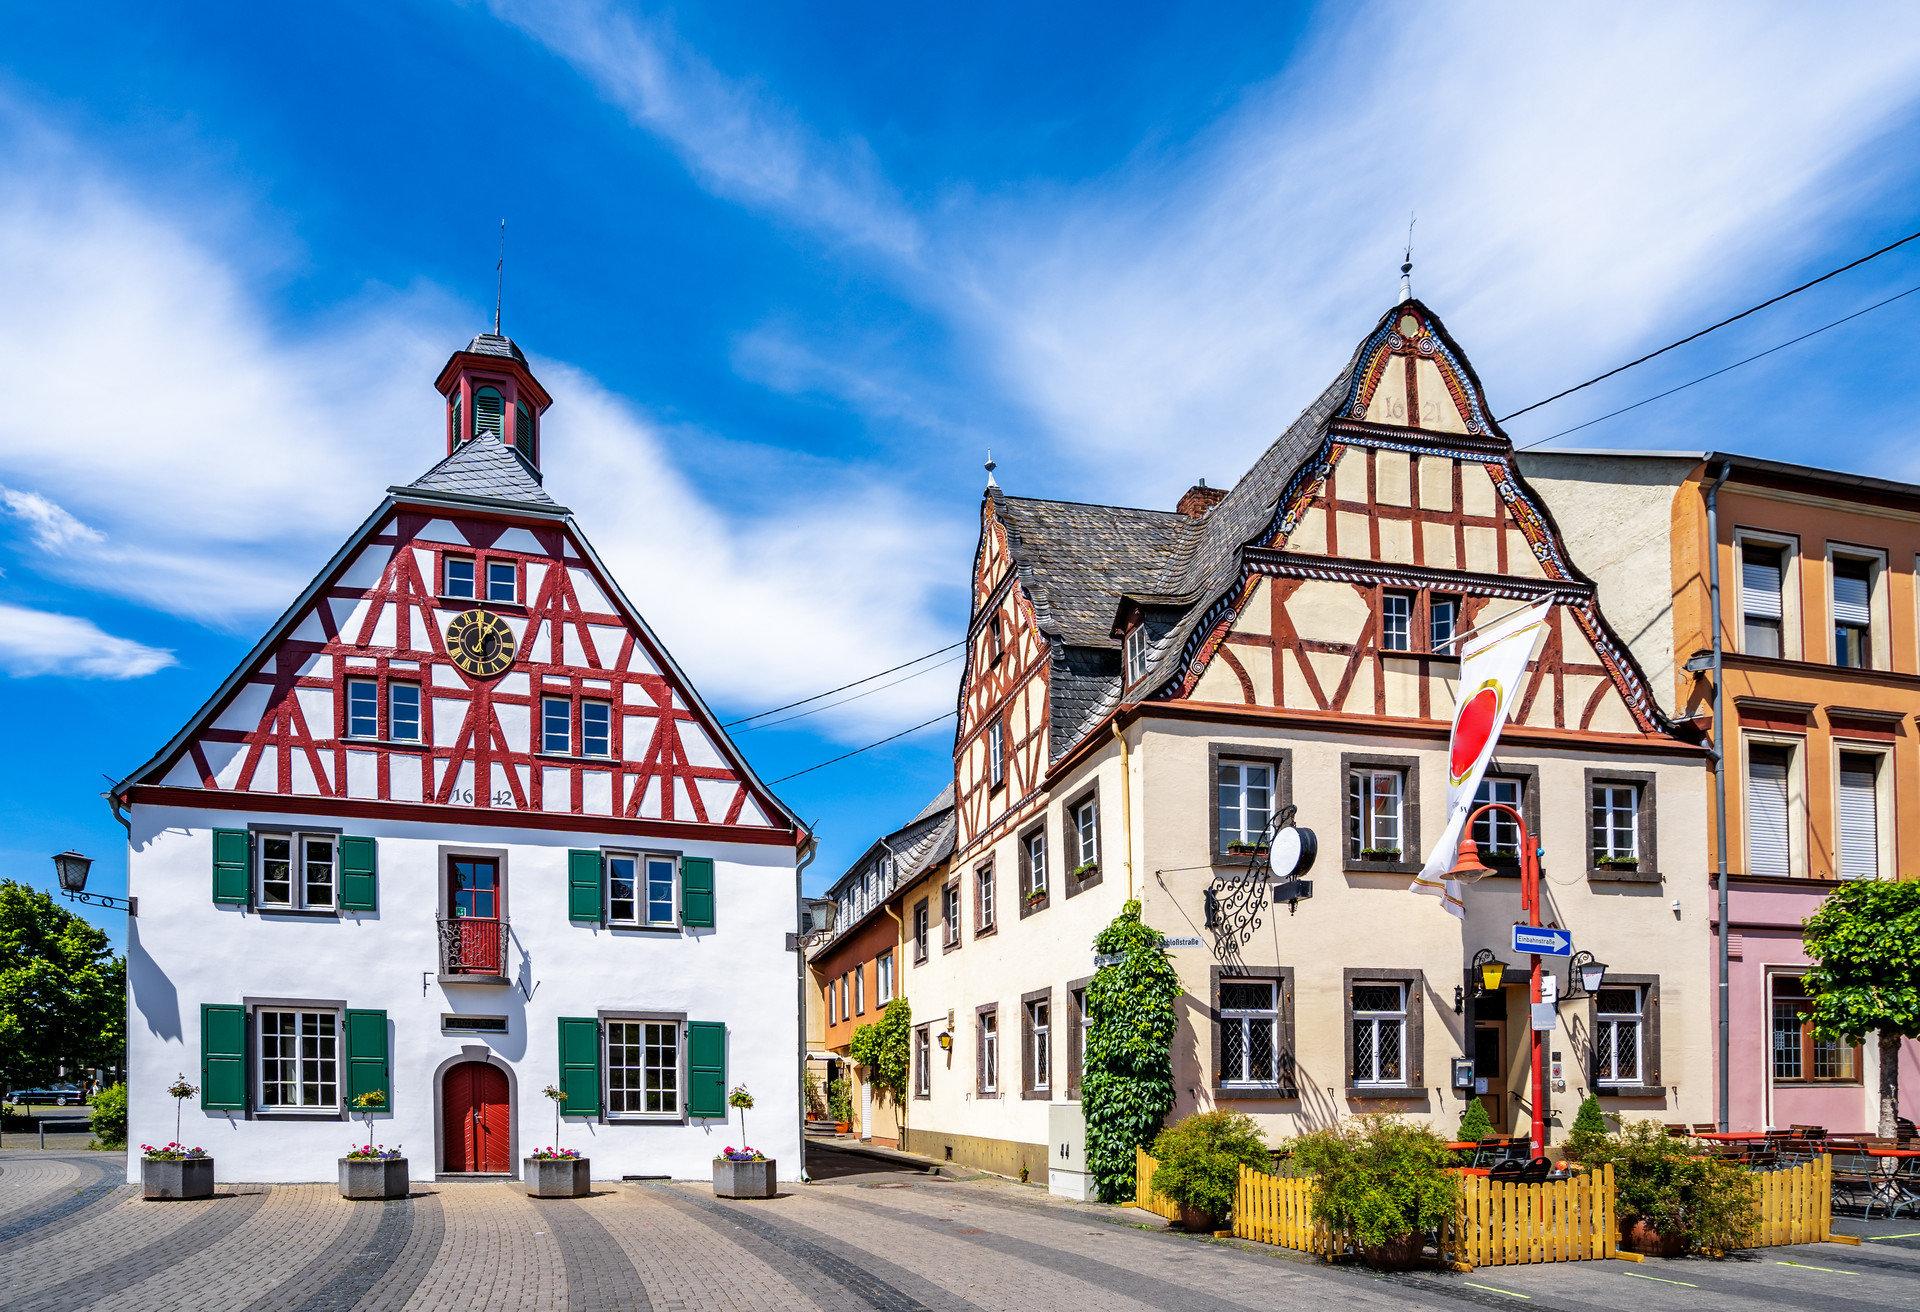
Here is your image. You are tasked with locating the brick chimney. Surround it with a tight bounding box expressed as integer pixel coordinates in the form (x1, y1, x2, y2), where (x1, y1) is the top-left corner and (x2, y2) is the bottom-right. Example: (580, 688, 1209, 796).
(1177, 479, 1226, 519)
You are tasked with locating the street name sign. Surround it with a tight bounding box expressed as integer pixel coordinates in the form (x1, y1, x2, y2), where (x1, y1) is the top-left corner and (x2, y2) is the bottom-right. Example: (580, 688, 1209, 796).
(1511, 925, 1572, 956)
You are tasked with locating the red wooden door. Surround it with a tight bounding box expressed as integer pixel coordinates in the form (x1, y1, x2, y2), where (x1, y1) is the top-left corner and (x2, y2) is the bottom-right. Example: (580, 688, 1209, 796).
(443, 1061, 511, 1172)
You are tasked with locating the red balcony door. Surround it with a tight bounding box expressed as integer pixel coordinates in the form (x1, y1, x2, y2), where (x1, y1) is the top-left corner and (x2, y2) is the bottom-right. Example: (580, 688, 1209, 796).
(449, 858, 503, 974)
(443, 1061, 510, 1172)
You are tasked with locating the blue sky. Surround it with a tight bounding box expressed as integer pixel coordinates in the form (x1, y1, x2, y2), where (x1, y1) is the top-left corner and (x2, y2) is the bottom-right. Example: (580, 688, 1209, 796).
(4, 1, 1920, 947)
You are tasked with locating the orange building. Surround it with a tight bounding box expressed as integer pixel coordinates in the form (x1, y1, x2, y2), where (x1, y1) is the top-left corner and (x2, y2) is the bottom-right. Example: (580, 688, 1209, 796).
(1524, 449, 1920, 1132)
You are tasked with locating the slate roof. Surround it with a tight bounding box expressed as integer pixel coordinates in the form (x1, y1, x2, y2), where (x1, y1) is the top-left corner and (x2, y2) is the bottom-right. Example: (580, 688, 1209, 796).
(404, 433, 557, 507)
(465, 332, 528, 364)
(992, 495, 1194, 647)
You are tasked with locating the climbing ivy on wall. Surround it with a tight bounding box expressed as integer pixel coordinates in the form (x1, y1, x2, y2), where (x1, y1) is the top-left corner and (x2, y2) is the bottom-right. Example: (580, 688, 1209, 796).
(850, 997, 913, 1117)
(1084, 900, 1181, 1202)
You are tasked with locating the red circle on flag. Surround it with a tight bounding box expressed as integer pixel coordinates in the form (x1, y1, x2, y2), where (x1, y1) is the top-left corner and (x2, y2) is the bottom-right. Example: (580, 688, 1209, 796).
(1450, 685, 1501, 782)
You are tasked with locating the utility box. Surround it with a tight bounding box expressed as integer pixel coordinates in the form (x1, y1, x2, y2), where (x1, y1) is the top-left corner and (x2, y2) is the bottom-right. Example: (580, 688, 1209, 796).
(1048, 1102, 1092, 1201)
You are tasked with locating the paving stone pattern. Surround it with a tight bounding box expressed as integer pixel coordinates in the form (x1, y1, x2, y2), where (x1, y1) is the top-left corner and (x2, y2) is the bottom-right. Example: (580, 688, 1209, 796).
(0, 1150, 1914, 1310)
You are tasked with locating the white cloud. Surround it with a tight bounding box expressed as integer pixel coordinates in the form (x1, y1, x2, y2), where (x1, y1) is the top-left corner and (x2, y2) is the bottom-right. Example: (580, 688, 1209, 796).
(0, 485, 103, 550)
(0, 601, 175, 678)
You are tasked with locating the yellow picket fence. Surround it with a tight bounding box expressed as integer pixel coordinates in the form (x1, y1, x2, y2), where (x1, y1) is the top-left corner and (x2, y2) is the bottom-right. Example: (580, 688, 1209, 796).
(1445, 1165, 1616, 1266)
(1740, 1156, 1831, 1248)
(1131, 1147, 1182, 1222)
(1233, 1167, 1336, 1254)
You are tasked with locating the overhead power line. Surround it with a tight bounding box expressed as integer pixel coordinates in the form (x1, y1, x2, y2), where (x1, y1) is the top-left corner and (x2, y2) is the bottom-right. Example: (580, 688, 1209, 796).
(734, 652, 964, 734)
(1517, 279, 1920, 450)
(769, 712, 956, 785)
(1498, 225, 1920, 424)
(723, 641, 963, 728)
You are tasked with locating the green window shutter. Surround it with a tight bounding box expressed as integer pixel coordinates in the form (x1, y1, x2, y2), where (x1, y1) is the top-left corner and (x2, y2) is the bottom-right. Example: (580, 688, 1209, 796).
(558, 1017, 601, 1116)
(344, 1009, 391, 1109)
(338, 836, 378, 912)
(687, 1021, 726, 1118)
(201, 1003, 247, 1111)
(212, 828, 249, 905)
(568, 849, 603, 923)
(681, 857, 715, 928)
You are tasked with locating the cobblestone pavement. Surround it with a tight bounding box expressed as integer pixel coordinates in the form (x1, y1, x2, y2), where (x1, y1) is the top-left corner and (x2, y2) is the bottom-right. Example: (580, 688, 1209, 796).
(0, 1147, 1912, 1311)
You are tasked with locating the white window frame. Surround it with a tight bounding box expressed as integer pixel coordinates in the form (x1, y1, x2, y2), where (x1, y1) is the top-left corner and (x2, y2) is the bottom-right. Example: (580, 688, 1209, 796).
(977, 865, 995, 930)
(256, 831, 338, 911)
(443, 554, 476, 600)
(1738, 539, 1787, 659)
(981, 1011, 999, 1094)
(606, 1017, 683, 1120)
(345, 678, 379, 739)
(1430, 595, 1459, 655)
(1348, 768, 1403, 858)
(988, 720, 1005, 788)
(1125, 625, 1149, 682)
(1029, 999, 1051, 1091)
(1072, 799, 1100, 870)
(877, 951, 894, 1003)
(1351, 982, 1407, 1087)
(915, 1027, 931, 1096)
(581, 700, 613, 759)
(1833, 745, 1892, 882)
(541, 696, 571, 754)
(1742, 733, 1807, 879)
(1594, 987, 1644, 1087)
(913, 901, 929, 961)
(1731, 529, 1802, 660)
(944, 882, 961, 945)
(1023, 827, 1047, 897)
(854, 964, 865, 1016)
(1381, 591, 1413, 652)
(1590, 783, 1639, 862)
(257, 1006, 341, 1110)
(1472, 776, 1523, 855)
(1825, 544, 1886, 669)
(485, 558, 517, 605)
(388, 681, 422, 743)
(1217, 760, 1274, 850)
(1219, 979, 1280, 1087)
(642, 853, 679, 928)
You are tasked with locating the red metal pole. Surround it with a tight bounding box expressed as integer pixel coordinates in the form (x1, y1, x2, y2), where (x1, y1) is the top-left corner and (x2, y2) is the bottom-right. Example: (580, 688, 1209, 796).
(1525, 823, 1546, 1152)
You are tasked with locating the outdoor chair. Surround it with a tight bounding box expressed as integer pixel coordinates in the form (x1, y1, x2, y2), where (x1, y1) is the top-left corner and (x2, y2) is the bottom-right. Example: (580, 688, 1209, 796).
(1788, 1124, 1826, 1140)
(1898, 1117, 1916, 1147)
(1888, 1156, 1920, 1219)
(1829, 1150, 1885, 1218)
(1664, 1123, 1689, 1137)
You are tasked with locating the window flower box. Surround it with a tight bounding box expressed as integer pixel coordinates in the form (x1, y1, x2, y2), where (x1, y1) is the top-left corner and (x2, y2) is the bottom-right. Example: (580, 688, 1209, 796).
(1069, 861, 1099, 880)
(526, 1151, 590, 1198)
(1596, 857, 1640, 871)
(339, 1146, 409, 1200)
(713, 1153, 776, 1199)
(1225, 842, 1269, 855)
(1358, 849, 1402, 862)
(141, 1144, 213, 1200)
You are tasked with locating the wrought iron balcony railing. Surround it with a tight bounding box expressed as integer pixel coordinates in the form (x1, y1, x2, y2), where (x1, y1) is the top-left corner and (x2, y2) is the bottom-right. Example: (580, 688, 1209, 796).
(438, 916, 508, 979)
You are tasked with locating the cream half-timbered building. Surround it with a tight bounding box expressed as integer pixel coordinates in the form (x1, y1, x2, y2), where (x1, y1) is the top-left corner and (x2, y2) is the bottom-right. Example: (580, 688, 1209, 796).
(901, 298, 1713, 1180)
(114, 333, 808, 1183)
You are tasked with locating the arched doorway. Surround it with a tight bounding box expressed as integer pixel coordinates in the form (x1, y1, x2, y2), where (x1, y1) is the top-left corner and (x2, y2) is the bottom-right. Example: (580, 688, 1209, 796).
(443, 1060, 511, 1172)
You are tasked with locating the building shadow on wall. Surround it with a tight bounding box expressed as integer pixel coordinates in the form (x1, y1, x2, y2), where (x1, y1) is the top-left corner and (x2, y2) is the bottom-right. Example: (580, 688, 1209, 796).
(127, 916, 181, 1043)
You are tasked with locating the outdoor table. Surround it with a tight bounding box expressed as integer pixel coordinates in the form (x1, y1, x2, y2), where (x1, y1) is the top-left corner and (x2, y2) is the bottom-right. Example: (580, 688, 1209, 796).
(1445, 1141, 1477, 1152)
(1692, 1131, 1768, 1142)
(1863, 1148, 1920, 1217)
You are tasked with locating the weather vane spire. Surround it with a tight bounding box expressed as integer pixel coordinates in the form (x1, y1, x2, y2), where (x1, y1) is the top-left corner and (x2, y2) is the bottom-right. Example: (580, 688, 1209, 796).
(494, 219, 506, 335)
(1399, 213, 1415, 304)
(984, 449, 998, 489)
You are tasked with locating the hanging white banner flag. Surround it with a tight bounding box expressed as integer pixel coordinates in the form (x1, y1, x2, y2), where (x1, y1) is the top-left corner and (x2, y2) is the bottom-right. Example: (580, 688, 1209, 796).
(1410, 599, 1554, 919)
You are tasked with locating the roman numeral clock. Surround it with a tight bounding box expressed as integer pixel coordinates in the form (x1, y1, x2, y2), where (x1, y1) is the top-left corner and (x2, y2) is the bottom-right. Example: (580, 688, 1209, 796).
(445, 609, 517, 678)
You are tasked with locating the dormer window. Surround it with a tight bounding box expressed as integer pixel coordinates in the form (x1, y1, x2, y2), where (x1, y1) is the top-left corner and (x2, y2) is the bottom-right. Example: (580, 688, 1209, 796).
(472, 387, 505, 440)
(1125, 625, 1148, 683)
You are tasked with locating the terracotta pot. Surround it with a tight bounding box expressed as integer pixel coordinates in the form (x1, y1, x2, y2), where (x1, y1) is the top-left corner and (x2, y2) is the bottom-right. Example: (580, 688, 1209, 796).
(1361, 1232, 1424, 1270)
(835, 1121, 851, 1133)
(1620, 1218, 1686, 1257)
(1179, 1204, 1222, 1233)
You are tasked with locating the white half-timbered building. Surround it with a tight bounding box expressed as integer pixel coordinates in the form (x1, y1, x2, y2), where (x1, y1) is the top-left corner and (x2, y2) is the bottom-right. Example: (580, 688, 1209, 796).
(114, 332, 808, 1183)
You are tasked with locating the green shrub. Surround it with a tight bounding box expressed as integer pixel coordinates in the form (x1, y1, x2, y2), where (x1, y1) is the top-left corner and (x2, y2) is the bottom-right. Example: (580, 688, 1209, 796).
(1564, 1095, 1610, 1165)
(1289, 1115, 1460, 1249)
(1598, 1119, 1758, 1250)
(1148, 1111, 1271, 1221)
(827, 1078, 853, 1124)
(850, 999, 912, 1111)
(1457, 1097, 1492, 1142)
(803, 1069, 827, 1119)
(88, 1082, 128, 1149)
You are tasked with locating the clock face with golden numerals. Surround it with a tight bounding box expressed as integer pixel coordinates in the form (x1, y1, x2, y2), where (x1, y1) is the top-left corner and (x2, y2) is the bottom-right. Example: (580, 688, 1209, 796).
(445, 609, 517, 678)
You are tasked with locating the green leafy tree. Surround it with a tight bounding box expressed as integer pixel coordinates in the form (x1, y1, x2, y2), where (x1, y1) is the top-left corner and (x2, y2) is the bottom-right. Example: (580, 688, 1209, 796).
(1148, 1110, 1271, 1222)
(89, 1082, 128, 1150)
(1801, 879, 1920, 1139)
(849, 998, 912, 1121)
(1084, 900, 1181, 1202)
(1565, 1094, 1610, 1165)
(0, 881, 125, 1092)
(1456, 1097, 1492, 1142)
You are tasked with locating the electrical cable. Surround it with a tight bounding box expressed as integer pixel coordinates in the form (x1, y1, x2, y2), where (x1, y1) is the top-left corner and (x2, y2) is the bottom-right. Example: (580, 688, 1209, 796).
(732, 653, 963, 734)
(723, 641, 963, 727)
(1498, 225, 1920, 423)
(1516, 280, 1920, 450)
(768, 712, 955, 785)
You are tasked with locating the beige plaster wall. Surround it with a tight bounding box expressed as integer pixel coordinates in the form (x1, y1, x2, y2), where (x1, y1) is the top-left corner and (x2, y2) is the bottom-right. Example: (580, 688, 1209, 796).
(1518, 452, 1698, 716)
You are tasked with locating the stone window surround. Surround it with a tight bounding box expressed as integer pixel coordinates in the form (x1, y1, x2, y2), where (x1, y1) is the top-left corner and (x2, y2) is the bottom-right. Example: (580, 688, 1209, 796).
(1208, 743, 1293, 866)
(942, 878, 962, 953)
(1461, 762, 1541, 875)
(242, 994, 349, 1121)
(912, 1022, 933, 1099)
(1341, 967, 1426, 1100)
(1583, 768, 1660, 883)
(975, 1002, 1000, 1099)
(1063, 779, 1104, 898)
(1210, 966, 1296, 1100)
(973, 860, 997, 939)
(1021, 986, 1053, 1100)
(1586, 973, 1662, 1099)
(1339, 753, 1421, 875)
(1065, 974, 1092, 1101)
(1017, 817, 1050, 917)
(911, 897, 930, 964)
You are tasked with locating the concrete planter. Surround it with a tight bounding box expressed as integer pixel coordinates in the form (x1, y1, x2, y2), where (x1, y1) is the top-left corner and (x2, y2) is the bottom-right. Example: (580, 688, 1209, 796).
(713, 1158, 776, 1199)
(338, 1157, 411, 1200)
(143, 1156, 214, 1200)
(525, 1156, 591, 1198)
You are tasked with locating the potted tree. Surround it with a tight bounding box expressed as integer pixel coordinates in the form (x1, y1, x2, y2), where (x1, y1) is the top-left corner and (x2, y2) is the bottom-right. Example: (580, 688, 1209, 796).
(339, 1091, 409, 1199)
(1147, 1110, 1272, 1232)
(712, 1085, 775, 1198)
(142, 1076, 213, 1200)
(827, 1078, 853, 1134)
(1290, 1114, 1460, 1269)
(526, 1086, 590, 1197)
(1591, 1120, 1757, 1255)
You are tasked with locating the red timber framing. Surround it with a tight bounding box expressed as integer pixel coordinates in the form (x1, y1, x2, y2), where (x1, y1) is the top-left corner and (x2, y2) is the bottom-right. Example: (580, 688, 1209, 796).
(128, 498, 795, 844)
(954, 504, 1052, 849)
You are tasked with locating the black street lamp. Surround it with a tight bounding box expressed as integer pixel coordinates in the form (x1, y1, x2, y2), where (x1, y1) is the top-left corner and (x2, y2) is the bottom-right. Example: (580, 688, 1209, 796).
(51, 850, 134, 913)
(1563, 950, 1609, 1000)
